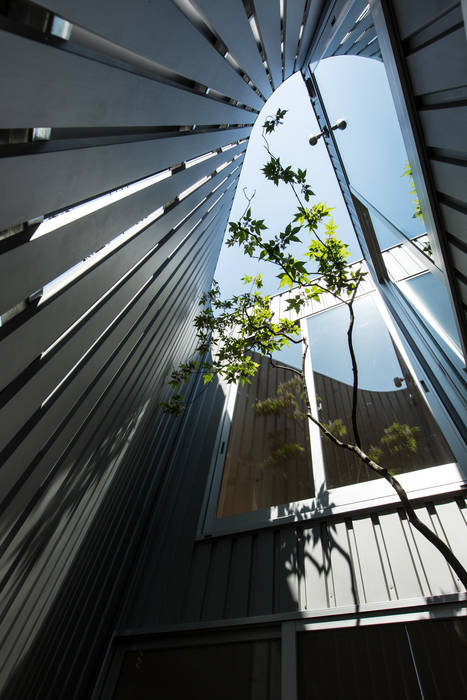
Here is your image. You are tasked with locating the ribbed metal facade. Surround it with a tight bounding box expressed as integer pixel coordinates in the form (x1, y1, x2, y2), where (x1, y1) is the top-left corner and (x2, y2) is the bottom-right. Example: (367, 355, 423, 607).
(0, 1, 465, 698)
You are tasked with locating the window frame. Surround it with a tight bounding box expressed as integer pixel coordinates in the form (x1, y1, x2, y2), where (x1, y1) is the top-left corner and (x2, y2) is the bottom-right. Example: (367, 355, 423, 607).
(197, 276, 466, 539)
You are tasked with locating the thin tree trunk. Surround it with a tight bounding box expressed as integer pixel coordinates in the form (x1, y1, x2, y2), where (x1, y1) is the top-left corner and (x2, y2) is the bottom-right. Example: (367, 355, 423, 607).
(298, 336, 467, 589)
(305, 409, 467, 588)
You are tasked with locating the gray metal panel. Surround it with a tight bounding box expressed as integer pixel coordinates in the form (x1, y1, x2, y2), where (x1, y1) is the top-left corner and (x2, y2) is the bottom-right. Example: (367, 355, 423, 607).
(0, 202, 234, 543)
(0, 164, 242, 392)
(253, 0, 283, 89)
(225, 536, 253, 618)
(434, 500, 467, 582)
(40, 0, 263, 110)
(391, 0, 463, 40)
(284, 0, 307, 78)
(121, 490, 466, 631)
(326, 520, 357, 607)
(278, 527, 300, 611)
(0, 219, 228, 696)
(333, 14, 375, 56)
(431, 160, 467, 206)
(377, 511, 423, 600)
(352, 516, 389, 603)
(201, 539, 233, 620)
(407, 26, 467, 96)
(296, 0, 326, 69)
(407, 505, 458, 596)
(194, 0, 272, 98)
(420, 104, 467, 153)
(309, 0, 360, 63)
(302, 523, 328, 610)
(0, 127, 251, 231)
(0, 223, 226, 587)
(181, 542, 212, 622)
(0, 145, 245, 316)
(1, 30, 255, 128)
(249, 530, 275, 615)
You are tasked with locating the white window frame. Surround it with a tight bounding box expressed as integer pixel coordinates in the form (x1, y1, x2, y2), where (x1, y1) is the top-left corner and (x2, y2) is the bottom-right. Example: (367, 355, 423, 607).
(197, 277, 466, 539)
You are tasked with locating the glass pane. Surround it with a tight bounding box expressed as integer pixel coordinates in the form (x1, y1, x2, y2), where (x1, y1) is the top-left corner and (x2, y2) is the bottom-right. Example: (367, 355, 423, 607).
(397, 272, 463, 363)
(315, 56, 426, 244)
(113, 639, 281, 700)
(217, 343, 314, 518)
(307, 294, 454, 488)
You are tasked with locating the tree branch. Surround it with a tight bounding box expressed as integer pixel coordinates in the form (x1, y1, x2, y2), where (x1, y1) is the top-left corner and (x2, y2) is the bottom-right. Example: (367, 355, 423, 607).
(305, 410, 467, 587)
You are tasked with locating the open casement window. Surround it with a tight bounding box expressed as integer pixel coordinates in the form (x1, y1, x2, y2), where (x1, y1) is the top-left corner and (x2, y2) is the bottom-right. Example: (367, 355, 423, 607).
(200, 281, 464, 537)
(352, 192, 465, 369)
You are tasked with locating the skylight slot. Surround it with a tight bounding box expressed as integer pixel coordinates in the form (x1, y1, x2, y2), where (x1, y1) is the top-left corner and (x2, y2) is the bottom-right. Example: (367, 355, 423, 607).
(356, 4, 370, 23)
(40, 276, 152, 406)
(184, 151, 215, 168)
(215, 162, 229, 174)
(38, 207, 164, 306)
(31, 168, 171, 239)
(212, 176, 229, 193)
(178, 176, 210, 200)
(249, 15, 261, 44)
(169, 219, 202, 258)
(207, 194, 223, 212)
(339, 31, 351, 46)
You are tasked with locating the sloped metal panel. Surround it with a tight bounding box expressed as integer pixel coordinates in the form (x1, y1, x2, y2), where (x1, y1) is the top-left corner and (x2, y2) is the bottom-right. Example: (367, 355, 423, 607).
(192, 0, 273, 99)
(39, 0, 264, 110)
(284, 0, 307, 79)
(254, 0, 283, 89)
(1, 30, 255, 128)
(373, 0, 467, 355)
(0, 126, 251, 231)
(0, 147, 245, 319)
(0, 0, 262, 693)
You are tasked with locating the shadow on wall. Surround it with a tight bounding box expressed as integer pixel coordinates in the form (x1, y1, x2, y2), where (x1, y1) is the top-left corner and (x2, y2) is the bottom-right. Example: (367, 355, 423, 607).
(0, 394, 155, 698)
(180, 485, 359, 624)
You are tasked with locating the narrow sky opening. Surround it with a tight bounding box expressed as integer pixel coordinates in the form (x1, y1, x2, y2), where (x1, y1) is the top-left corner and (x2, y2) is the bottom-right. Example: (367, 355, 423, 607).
(214, 71, 360, 298)
(215, 59, 421, 299)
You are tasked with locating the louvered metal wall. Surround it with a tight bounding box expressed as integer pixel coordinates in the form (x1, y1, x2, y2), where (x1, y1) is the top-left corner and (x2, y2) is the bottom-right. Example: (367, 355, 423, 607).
(0, 1, 325, 697)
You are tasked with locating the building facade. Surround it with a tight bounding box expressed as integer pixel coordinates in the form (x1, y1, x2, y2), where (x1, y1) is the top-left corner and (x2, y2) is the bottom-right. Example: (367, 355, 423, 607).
(0, 1, 465, 697)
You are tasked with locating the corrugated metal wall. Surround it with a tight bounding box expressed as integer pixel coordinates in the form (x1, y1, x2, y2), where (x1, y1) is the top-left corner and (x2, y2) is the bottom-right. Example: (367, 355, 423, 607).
(123, 413, 467, 628)
(0, 1, 326, 697)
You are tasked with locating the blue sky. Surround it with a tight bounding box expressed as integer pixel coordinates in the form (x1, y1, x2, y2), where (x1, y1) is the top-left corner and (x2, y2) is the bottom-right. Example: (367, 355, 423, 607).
(215, 56, 421, 298)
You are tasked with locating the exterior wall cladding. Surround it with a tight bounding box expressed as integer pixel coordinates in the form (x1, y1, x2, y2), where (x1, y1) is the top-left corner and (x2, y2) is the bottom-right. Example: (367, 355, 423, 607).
(0, 1, 465, 698)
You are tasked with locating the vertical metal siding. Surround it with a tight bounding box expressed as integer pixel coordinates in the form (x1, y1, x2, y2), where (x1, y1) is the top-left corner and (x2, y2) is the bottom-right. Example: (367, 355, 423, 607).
(1, 1, 465, 697)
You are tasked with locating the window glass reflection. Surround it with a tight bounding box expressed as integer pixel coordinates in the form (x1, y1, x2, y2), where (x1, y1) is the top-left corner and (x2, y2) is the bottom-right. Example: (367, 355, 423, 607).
(307, 294, 454, 488)
(217, 341, 314, 518)
(398, 272, 463, 363)
(315, 56, 425, 244)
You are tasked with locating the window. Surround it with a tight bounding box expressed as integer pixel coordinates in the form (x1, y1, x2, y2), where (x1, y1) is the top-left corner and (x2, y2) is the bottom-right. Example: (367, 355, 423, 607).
(112, 639, 280, 700)
(217, 347, 314, 519)
(307, 293, 454, 490)
(200, 276, 463, 537)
